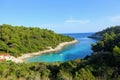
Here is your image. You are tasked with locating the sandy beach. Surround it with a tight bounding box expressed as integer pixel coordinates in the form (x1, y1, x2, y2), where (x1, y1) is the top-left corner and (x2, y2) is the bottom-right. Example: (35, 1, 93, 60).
(11, 40, 78, 63)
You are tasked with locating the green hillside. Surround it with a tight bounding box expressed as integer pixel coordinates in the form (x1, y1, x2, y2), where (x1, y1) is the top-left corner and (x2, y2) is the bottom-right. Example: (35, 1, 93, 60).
(0, 24, 74, 57)
(89, 26, 120, 39)
(0, 25, 120, 80)
(95, 26, 120, 36)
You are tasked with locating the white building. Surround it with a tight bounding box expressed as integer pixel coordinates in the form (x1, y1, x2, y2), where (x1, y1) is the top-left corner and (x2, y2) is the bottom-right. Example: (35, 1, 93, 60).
(0, 54, 12, 61)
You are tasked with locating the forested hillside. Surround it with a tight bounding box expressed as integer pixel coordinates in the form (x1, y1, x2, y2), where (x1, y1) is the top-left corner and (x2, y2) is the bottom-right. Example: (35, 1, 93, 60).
(0, 26, 120, 80)
(95, 26, 120, 36)
(90, 26, 120, 79)
(92, 26, 120, 52)
(88, 26, 120, 39)
(0, 24, 74, 57)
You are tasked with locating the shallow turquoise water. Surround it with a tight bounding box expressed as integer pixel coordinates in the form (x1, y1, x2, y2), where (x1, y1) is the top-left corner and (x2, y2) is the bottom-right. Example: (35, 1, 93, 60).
(26, 33, 97, 62)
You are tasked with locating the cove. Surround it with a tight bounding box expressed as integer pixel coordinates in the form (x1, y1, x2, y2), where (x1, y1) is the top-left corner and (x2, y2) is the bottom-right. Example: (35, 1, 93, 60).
(26, 33, 97, 62)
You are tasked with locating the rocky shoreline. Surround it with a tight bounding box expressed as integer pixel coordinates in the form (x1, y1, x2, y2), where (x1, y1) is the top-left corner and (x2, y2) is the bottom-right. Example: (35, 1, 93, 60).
(10, 40, 78, 63)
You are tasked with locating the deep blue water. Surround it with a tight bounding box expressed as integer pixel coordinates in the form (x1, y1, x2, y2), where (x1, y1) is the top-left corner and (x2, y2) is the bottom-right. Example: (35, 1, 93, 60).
(26, 33, 97, 62)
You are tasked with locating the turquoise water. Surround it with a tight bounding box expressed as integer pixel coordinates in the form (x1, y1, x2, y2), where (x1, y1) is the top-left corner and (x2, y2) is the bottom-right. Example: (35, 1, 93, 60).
(26, 33, 97, 62)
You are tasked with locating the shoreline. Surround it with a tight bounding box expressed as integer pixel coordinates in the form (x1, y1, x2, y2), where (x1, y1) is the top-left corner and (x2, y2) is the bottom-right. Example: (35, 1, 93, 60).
(11, 39, 78, 63)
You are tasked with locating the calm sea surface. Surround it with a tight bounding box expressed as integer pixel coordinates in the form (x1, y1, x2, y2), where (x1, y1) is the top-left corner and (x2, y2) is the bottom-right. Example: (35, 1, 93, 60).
(26, 33, 97, 62)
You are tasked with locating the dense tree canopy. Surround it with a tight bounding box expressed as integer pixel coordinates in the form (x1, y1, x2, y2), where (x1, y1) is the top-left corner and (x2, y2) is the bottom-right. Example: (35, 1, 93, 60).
(90, 26, 120, 79)
(95, 26, 120, 36)
(92, 27, 120, 52)
(0, 24, 74, 57)
(89, 26, 120, 39)
(0, 25, 120, 80)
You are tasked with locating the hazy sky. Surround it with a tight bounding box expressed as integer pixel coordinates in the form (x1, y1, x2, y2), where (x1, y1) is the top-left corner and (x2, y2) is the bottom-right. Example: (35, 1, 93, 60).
(0, 0, 120, 33)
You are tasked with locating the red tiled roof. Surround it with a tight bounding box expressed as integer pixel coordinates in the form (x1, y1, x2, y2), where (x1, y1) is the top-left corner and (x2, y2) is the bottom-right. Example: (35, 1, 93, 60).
(0, 53, 10, 56)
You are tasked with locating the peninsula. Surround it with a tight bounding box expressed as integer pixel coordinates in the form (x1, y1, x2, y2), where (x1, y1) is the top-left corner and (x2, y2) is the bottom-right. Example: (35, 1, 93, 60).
(0, 24, 76, 62)
(11, 39, 77, 63)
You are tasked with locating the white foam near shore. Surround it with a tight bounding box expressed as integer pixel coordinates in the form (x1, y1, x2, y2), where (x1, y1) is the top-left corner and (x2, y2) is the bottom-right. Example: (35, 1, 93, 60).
(10, 40, 78, 63)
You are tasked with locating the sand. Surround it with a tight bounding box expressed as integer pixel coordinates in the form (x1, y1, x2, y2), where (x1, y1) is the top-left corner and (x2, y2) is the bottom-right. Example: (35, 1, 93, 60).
(10, 40, 78, 63)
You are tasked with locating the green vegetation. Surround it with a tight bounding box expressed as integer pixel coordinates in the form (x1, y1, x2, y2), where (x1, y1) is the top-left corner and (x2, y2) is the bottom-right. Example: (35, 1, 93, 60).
(90, 26, 120, 79)
(88, 26, 120, 39)
(92, 26, 120, 52)
(0, 25, 120, 80)
(0, 60, 96, 80)
(0, 24, 74, 57)
(95, 26, 120, 36)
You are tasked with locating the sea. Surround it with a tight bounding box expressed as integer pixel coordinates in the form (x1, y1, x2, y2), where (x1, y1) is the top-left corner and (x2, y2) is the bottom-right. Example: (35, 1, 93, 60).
(26, 33, 97, 62)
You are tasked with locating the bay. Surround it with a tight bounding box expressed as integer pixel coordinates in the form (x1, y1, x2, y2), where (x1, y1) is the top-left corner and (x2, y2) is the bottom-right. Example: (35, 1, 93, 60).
(26, 33, 97, 62)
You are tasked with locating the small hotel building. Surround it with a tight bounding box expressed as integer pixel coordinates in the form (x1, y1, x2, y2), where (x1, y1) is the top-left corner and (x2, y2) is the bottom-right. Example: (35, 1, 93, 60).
(0, 54, 12, 61)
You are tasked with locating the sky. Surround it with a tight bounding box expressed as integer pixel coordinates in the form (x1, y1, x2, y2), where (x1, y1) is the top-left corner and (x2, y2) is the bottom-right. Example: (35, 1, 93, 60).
(0, 0, 120, 33)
